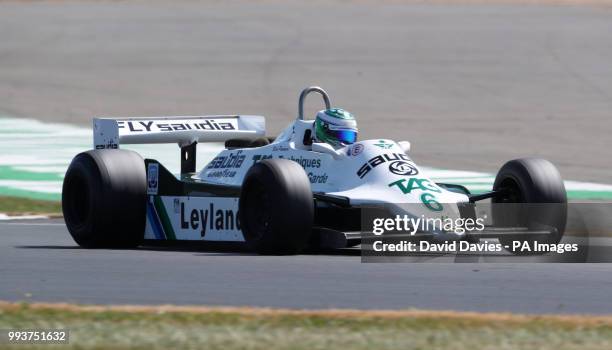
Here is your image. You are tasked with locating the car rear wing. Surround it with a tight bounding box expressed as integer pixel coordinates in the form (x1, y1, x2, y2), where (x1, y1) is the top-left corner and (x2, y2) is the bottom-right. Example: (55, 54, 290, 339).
(93, 115, 265, 173)
(93, 115, 265, 149)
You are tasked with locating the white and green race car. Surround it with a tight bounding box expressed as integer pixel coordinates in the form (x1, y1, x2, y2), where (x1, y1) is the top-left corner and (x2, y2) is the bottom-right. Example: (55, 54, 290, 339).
(62, 87, 567, 254)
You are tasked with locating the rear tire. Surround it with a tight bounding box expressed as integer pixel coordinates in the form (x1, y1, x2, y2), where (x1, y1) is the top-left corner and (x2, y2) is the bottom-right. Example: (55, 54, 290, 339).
(62, 150, 147, 248)
(239, 159, 314, 254)
(492, 158, 567, 254)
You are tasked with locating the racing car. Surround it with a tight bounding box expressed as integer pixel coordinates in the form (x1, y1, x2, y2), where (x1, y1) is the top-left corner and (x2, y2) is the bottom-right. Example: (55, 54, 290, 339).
(62, 86, 567, 254)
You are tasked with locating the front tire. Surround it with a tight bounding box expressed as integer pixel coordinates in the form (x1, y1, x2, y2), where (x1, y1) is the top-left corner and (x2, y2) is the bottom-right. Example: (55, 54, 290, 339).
(239, 159, 314, 254)
(492, 158, 567, 254)
(62, 150, 147, 248)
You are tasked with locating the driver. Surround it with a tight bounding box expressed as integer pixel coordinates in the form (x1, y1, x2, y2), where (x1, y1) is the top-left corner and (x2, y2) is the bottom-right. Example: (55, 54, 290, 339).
(313, 108, 358, 148)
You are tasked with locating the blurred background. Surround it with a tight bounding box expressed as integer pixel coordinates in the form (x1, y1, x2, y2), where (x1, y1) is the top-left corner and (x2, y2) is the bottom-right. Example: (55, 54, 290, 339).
(1, 0, 611, 202)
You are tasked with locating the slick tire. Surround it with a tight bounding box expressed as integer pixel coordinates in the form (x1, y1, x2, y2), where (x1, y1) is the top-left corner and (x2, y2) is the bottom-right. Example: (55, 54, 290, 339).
(62, 149, 147, 248)
(239, 159, 314, 255)
(492, 158, 567, 255)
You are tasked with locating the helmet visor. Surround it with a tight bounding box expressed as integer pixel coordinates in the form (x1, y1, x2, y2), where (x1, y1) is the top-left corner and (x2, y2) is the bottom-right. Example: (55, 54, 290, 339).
(326, 126, 357, 145)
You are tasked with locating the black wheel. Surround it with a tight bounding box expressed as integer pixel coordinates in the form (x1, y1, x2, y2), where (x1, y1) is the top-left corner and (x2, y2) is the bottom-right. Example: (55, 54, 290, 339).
(62, 149, 147, 248)
(492, 158, 567, 254)
(239, 159, 314, 254)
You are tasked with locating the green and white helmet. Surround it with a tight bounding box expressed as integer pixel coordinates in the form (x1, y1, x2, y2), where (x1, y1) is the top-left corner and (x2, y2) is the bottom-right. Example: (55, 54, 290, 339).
(314, 108, 358, 147)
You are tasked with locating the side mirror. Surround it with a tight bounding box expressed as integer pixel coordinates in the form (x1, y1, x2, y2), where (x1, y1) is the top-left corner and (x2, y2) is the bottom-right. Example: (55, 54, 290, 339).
(398, 141, 411, 153)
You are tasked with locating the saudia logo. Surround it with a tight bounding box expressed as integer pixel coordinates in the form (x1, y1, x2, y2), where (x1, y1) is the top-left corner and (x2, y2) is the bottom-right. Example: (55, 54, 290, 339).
(180, 202, 240, 237)
(207, 150, 246, 169)
(117, 120, 236, 132)
(357, 153, 415, 178)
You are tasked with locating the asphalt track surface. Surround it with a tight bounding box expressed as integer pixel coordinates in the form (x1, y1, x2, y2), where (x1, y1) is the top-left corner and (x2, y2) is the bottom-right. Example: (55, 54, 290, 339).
(1, 220, 612, 314)
(0, 0, 611, 182)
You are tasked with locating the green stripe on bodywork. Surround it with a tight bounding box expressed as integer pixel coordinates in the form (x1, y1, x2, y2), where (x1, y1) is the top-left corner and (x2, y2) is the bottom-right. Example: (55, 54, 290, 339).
(153, 196, 177, 240)
(0, 166, 64, 181)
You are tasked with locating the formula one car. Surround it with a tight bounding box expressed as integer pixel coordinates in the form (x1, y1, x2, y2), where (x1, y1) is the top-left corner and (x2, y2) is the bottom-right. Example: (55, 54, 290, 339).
(62, 87, 567, 254)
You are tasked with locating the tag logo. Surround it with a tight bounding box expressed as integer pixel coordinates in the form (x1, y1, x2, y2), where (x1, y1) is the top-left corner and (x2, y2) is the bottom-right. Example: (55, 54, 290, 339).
(147, 163, 159, 195)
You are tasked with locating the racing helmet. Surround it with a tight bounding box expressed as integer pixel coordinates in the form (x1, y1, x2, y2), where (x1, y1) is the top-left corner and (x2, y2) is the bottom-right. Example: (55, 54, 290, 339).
(314, 108, 358, 147)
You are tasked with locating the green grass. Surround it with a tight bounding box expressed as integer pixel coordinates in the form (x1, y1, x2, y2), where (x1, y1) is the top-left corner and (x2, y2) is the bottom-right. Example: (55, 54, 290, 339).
(0, 303, 611, 350)
(0, 196, 61, 215)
